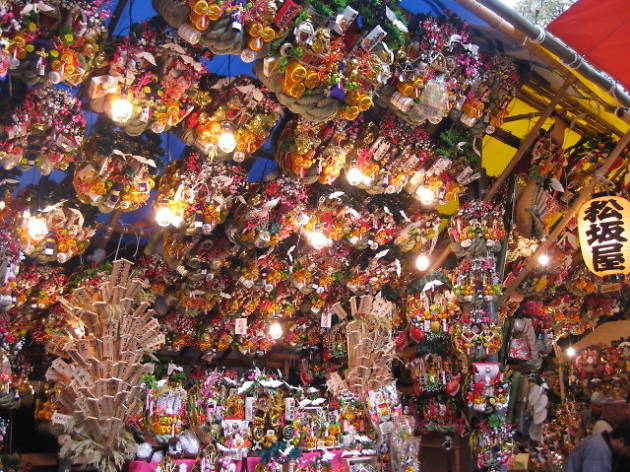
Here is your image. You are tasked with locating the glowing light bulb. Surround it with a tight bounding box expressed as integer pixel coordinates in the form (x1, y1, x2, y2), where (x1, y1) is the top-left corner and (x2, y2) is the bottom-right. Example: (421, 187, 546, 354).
(415, 253, 430, 272)
(26, 214, 48, 240)
(416, 186, 435, 206)
(109, 96, 133, 124)
(346, 167, 365, 186)
(269, 321, 283, 340)
(537, 253, 550, 266)
(155, 206, 183, 227)
(306, 230, 332, 250)
(218, 122, 236, 153)
(566, 346, 576, 358)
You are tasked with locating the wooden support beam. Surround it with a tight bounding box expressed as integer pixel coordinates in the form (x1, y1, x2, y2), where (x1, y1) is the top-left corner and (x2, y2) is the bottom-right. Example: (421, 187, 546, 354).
(502, 112, 541, 123)
(502, 129, 630, 300)
(428, 77, 575, 271)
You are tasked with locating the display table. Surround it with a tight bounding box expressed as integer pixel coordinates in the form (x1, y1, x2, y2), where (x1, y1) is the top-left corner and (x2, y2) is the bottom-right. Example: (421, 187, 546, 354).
(129, 459, 197, 472)
(247, 449, 369, 471)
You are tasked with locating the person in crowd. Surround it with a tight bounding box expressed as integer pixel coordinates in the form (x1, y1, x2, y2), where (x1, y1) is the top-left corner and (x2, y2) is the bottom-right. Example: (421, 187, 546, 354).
(564, 422, 630, 472)
(591, 399, 628, 435)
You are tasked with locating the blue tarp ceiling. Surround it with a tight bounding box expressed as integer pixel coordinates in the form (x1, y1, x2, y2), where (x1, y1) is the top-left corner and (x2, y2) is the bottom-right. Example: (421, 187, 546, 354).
(12, 0, 518, 233)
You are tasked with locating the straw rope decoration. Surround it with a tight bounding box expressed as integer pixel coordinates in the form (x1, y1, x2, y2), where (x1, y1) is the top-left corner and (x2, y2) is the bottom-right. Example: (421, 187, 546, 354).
(254, 61, 339, 122)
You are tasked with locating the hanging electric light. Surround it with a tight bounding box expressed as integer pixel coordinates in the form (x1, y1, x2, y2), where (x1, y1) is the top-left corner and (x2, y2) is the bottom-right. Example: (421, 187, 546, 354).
(217, 121, 237, 153)
(416, 186, 435, 206)
(415, 253, 431, 272)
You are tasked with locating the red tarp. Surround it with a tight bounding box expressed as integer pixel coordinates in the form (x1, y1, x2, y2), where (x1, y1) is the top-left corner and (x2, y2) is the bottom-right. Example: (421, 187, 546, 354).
(548, 0, 630, 92)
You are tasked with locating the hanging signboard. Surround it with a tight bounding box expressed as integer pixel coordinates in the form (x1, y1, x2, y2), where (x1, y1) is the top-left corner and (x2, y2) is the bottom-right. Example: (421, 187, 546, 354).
(577, 195, 630, 277)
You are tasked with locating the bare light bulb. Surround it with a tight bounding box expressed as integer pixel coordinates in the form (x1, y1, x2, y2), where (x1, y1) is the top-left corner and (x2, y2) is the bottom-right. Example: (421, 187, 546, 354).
(416, 186, 435, 206)
(155, 206, 183, 227)
(269, 321, 283, 340)
(26, 215, 48, 240)
(415, 253, 430, 272)
(109, 96, 133, 124)
(537, 253, 550, 266)
(346, 167, 365, 186)
(566, 346, 576, 358)
(306, 230, 332, 250)
(218, 122, 236, 153)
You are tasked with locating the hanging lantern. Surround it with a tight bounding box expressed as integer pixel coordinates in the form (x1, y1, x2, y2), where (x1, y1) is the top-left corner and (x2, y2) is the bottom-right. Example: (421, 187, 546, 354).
(577, 195, 630, 278)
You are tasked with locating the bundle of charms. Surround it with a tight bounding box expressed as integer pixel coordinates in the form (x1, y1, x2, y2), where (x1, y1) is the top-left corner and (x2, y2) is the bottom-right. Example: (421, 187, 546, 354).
(469, 416, 513, 472)
(153, 0, 283, 55)
(180, 75, 282, 160)
(87, 18, 206, 135)
(126, 367, 400, 471)
(415, 397, 468, 436)
(255, 0, 404, 121)
(275, 117, 359, 185)
(0, 228, 22, 309)
(379, 15, 482, 126)
(226, 176, 308, 247)
(16, 204, 95, 263)
(571, 344, 630, 398)
(0, 86, 85, 174)
(345, 115, 438, 196)
(404, 273, 460, 343)
(44, 260, 165, 472)
(73, 129, 162, 213)
(455, 54, 520, 132)
(5, 264, 66, 314)
(449, 200, 506, 256)
(0, 0, 109, 86)
(155, 151, 248, 235)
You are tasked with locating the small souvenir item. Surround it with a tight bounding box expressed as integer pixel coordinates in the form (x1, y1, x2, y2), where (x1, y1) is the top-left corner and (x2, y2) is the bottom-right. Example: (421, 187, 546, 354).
(449, 201, 506, 256)
(74, 130, 161, 213)
(453, 321, 503, 359)
(4, 0, 109, 87)
(470, 416, 513, 471)
(227, 177, 308, 248)
(145, 380, 188, 442)
(17, 205, 95, 263)
(182, 75, 282, 161)
(88, 20, 205, 135)
(453, 257, 502, 303)
(385, 15, 482, 125)
(155, 151, 248, 235)
(417, 397, 468, 436)
(275, 118, 357, 185)
(465, 363, 509, 414)
(0, 87, 85, 175)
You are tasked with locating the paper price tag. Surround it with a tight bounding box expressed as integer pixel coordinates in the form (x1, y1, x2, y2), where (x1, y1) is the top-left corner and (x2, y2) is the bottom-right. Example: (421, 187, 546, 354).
(321, 311, 332, 328)
(285, 397, 296, 421)
(235, 318, 248, 335)
(52, 412, 72, 427)
(245, 397, 255, 421)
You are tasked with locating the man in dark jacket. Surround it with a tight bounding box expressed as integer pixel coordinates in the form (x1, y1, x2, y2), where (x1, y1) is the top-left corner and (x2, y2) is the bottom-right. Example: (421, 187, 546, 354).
(564, 423, 630, 472)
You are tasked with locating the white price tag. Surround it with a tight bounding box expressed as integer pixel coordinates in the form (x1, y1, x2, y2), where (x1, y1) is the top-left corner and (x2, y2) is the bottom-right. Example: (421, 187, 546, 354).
(285, 397, 295, 421)
(235, 318, 248, 335)
(245, 397, 255, 421)
(52, 412, 72, 427)
(321, 311, 332, 328)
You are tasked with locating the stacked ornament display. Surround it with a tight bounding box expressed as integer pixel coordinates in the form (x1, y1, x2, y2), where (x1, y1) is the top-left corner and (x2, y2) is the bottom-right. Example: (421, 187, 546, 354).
(449, 201, 514, 471)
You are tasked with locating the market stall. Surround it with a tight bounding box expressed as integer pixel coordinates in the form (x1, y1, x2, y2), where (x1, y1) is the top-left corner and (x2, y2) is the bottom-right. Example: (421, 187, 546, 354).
(0, 1, 628, 472)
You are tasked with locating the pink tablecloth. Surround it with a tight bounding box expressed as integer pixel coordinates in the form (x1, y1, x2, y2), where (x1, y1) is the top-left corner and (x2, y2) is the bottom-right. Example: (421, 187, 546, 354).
(129, 460, 245, 472)
(129, 460, 197, 472)
(246, 449, 348, 471)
